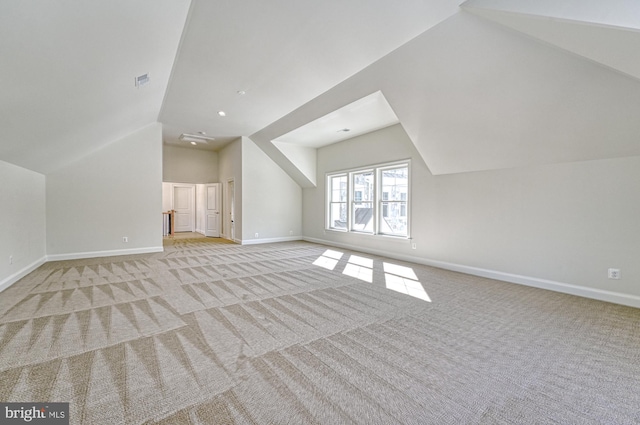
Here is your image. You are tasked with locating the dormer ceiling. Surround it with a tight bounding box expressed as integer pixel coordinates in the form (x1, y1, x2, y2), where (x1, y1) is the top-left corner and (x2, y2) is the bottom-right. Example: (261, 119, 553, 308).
(2, 0, 640, 181)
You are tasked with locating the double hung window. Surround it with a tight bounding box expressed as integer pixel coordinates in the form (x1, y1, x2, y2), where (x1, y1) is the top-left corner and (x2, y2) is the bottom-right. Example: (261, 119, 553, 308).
(326, 161, 409, 237)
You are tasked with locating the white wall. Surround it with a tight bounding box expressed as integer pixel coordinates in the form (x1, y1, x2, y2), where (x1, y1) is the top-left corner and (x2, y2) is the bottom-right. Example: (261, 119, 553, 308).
(242, 138, 302, 244)
(161, 182, 173, 212)
(303, 124, 640, 307)
(163, 144, 219, 183)
(0, 160, 46, 291)
(46, 123, 163, 258)
(218, 138, 242, 241)
(195, 183, 206, 234)
(271, 141, 317, 186)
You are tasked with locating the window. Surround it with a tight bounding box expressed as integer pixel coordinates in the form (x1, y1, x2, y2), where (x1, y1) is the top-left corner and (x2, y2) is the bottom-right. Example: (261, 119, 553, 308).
(352, 171, 374, 232)
(328, 174, 347, 230)
(326, 161, 409, 237)
(379, 166, 408, 236)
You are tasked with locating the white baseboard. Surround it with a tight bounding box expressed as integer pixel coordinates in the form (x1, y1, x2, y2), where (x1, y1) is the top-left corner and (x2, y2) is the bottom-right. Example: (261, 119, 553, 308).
(240, 235, 302, 245)
(0, 256, 47, 293)
(47, 246, 164, 262)
(303, 236, 640, 309)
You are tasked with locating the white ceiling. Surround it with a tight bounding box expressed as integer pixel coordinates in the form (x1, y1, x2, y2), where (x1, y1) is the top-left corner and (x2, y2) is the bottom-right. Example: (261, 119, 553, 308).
(2, 0, 640, 183)
(463, 0, 640, 81)
(159, 0, 462, 149)
(0, 0, 190, 173)
(273, 91, 399, 149)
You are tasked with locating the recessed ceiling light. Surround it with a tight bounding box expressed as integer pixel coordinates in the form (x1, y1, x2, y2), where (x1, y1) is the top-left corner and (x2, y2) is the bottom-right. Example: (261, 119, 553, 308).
(190, 141, 197, 145)
(218, 111, 226, 117)
(237, 90, 246, 95)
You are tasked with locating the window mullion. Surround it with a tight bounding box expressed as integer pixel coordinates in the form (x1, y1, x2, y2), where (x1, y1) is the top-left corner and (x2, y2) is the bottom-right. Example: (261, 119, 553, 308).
(347, 172, 352, 232)
(374, 169, 379, 235)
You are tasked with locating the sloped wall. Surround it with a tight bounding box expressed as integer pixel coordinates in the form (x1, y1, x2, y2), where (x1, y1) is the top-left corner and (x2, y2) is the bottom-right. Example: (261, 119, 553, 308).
(46, 123, 163, 258)
(0, 160, 46, 290)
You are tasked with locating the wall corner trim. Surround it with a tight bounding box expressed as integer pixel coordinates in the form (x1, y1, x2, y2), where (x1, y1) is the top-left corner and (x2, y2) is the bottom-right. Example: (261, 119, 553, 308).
(240, 236, 302, 245)
(0, 256, 48, 293)
(46, 246, 164, 262)
(302, 236, 640, 309)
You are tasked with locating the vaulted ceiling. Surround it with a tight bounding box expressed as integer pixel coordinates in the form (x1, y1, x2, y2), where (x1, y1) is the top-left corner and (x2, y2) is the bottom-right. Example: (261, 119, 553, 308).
(2, 0, 639, 184)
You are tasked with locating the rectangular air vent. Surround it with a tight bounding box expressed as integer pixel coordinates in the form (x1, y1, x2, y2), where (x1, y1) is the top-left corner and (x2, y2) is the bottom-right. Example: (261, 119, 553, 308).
(179, 133, 216, 144)
(135, 73, 150, 88)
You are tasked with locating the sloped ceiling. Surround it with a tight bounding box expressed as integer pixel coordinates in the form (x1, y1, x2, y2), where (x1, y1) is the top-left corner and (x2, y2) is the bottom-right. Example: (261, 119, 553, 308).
(0, 0, 191, 174)
(3, 0, 640, 183)
(159, 0, 463, 150)
(462, 0, 640, 81)
(253, 0, 640, 184)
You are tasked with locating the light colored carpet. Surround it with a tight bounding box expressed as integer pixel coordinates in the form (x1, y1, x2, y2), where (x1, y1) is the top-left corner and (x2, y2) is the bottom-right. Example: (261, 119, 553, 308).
(0, 239, 638, 424)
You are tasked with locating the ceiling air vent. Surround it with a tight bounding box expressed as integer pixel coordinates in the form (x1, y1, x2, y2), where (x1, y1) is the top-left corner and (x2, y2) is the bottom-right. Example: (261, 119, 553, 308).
(135, 73, 150, 88)
(179, 133, 216, 144)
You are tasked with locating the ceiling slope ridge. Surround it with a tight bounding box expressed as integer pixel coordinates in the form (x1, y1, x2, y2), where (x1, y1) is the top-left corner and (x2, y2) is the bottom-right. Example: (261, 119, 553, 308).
(461, 0, 640, 31)
(462, 6, 640, 83)
(256, 11, 640, 178)
(157, 0, 196, 123)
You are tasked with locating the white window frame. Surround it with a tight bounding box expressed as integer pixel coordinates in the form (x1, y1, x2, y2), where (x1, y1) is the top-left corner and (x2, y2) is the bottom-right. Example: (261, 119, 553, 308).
(325, 160, 410, 238)
(327, 173, 348, 231)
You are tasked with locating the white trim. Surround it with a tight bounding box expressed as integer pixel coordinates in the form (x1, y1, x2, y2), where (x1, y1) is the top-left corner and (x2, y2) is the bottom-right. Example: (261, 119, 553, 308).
(303, 236, 640, 309)
(240, 236, 302, 245)
(47, 246, 164, 262)
(0, 256, 47, 293)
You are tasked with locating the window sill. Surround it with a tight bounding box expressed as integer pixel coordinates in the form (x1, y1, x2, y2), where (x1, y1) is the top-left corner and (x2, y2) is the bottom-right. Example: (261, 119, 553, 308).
(324, 228, 410, 242)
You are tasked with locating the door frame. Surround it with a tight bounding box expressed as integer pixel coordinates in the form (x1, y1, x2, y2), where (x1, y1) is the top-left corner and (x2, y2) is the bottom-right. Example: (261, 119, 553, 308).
(226, 178, 235, 242)
(204, 183, 221, 237)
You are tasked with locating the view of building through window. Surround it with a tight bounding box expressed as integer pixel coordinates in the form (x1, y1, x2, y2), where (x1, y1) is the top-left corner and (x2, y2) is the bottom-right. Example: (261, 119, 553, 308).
(379, 166, 408, 235)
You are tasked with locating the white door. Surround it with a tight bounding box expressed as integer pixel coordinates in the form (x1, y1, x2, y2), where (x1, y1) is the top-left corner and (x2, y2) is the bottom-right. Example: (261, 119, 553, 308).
(205, 183, 221, 237)
(173, 185, 195, 232)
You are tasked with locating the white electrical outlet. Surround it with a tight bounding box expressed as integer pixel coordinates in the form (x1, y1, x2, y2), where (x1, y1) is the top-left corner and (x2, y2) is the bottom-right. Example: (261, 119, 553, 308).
(123, 237, 128, 243)
(608, 268, 621, 279)
(411, 243, 417, 250)
(254, 233, 259, 238)
(289, 230, 293, 235)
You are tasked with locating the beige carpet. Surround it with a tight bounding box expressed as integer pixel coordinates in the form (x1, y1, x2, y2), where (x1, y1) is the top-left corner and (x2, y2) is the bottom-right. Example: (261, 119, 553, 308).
(0, 239, 638, 424)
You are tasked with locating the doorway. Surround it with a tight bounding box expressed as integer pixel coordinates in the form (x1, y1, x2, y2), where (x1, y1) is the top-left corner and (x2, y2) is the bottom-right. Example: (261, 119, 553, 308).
(204, 183, 221, 237)
(173, 184, 195, 232)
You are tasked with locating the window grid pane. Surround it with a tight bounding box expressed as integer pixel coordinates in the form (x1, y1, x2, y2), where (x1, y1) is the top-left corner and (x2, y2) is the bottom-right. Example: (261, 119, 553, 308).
(329, 175, 347, 230)
(379, 166, 408, 236)
(352, 171, 374, 232)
